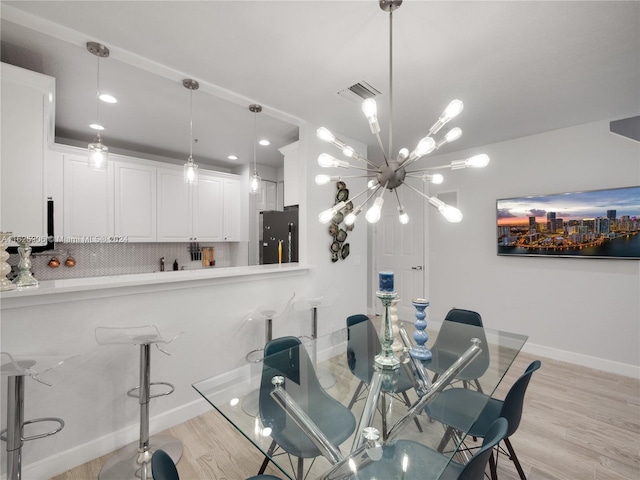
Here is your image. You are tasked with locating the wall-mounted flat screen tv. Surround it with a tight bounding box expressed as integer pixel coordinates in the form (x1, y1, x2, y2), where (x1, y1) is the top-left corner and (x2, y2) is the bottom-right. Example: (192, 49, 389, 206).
(497, 186, 640, 259)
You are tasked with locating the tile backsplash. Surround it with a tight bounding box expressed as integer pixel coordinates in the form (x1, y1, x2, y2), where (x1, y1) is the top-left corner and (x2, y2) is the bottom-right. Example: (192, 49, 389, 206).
(8, 242, 236, 281)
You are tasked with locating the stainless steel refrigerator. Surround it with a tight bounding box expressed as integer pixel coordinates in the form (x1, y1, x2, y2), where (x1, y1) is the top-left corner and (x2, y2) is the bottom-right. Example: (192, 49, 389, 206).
(260, 206, 299, 264)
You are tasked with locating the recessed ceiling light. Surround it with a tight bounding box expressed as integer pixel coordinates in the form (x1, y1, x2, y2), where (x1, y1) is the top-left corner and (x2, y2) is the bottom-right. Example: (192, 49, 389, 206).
(89, 123, 105, 131)
(228, 155, 238, 160)
(259, 139, 270, 146)
(99, 93, 118, 104)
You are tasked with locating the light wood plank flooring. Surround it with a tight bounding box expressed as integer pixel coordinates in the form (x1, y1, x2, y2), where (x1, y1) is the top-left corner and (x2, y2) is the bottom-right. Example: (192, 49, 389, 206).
(53, 351, 639, 480)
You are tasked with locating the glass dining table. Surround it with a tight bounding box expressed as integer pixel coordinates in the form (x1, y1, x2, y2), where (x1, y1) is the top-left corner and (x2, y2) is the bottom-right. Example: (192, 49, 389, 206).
(193, 317, 528, 480)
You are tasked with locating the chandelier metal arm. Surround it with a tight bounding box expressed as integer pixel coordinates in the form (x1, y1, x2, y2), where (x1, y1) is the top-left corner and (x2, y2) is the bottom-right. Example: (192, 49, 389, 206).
(402, 181, 433, 202)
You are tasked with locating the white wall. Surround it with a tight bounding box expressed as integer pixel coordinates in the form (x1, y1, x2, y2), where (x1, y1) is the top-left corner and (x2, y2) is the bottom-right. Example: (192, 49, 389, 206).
(297, 122, 369, 335)
(426, 120, 640, 376)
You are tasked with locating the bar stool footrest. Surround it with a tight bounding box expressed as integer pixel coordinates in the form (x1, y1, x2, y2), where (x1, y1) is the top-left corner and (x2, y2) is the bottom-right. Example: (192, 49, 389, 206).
(246, 349, 265, 364)
(127, 382, 175, 399)
(0, 417, 64, 442)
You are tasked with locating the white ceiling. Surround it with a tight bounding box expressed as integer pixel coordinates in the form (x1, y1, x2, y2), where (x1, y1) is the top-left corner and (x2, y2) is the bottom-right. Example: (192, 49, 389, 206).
(1, 1, 638, 171)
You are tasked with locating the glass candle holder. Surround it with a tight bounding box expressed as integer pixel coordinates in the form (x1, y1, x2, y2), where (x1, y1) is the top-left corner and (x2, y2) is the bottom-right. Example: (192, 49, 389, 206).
(375, 272, 400, 370)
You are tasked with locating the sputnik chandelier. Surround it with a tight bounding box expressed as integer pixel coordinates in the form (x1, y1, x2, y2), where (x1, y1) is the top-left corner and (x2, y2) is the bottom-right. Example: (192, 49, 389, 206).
(316, 0, 489, 226)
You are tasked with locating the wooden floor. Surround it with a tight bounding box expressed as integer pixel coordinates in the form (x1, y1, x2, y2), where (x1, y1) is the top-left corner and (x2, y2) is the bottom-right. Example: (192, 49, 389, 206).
(53, 351, 640, 480)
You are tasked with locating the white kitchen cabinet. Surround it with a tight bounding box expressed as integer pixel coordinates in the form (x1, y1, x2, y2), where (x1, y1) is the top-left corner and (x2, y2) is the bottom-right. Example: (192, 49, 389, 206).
(63, 154, 114, 238)
(157, 167, 191, 242)
(0, 63, 55, 243)
(114, 161, 156, 241)
(279, 141, 299, 208)
(193, 173, 223, 241)
(223, 177, 241, 241)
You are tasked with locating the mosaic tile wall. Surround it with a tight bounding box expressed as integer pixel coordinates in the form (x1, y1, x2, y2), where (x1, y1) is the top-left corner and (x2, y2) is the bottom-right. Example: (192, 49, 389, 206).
(7, 242, 237, 281)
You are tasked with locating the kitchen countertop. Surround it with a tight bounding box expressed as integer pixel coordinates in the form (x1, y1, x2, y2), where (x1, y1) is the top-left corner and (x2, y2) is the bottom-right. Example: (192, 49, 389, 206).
(0, 263, 310, 308)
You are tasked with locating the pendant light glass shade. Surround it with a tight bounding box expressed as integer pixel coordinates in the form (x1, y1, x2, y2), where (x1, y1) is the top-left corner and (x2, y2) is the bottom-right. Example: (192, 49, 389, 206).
(249, 104, 263, 195)
(86, 42, 110, 170)
(88, 134, 108, 171)
(183, 79, 199, 184)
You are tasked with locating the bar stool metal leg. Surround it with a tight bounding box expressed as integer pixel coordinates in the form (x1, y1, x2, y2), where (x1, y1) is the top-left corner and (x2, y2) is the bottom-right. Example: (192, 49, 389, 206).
(99, 343, 182, 480)
(6, 375, 24, 480)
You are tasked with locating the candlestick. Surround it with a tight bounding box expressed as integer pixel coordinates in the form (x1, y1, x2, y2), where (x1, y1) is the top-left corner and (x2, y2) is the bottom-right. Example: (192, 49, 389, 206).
(375, 271, 399, 370)
(0, 232, 15, 291)
(12, 237, 38, 288)
(409, 298, 432, 361)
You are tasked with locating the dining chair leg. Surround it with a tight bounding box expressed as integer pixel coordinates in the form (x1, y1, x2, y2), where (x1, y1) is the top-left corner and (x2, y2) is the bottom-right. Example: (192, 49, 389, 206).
(296, 457, 304, 480)
(473, 378, 484, 393)
(348, 381, 365, 409)
(488, 450, 498, 480)
(380, 393, 389, 440)
(400, 391, 423, 432)
(258, 440, 277, 475)
(504, 438, 527, 480)
(437, 426, 454, 452)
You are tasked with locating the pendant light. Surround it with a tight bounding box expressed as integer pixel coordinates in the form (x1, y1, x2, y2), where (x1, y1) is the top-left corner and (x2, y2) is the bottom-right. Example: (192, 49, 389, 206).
(183, 79, 199, 184)
(249, 104, 262, 195)
(87, 42, 109, 170)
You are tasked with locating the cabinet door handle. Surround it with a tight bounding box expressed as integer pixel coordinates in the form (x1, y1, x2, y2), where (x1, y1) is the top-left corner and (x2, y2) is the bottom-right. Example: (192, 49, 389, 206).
(412, 266, 423, 271)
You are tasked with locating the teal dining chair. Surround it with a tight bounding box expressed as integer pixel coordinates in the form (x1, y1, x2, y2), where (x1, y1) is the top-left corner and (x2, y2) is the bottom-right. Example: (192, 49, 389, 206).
(257, 336, 356, 480)
(426, 360, 541, 480)
(349, 417, 508, 479)
(151, 449, 179, 480)
(346, 314, 422, 434)
(427, 308, 490, 391)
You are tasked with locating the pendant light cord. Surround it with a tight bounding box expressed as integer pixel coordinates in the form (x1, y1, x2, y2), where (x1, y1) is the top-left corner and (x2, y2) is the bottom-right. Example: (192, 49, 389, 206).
(189, 87, 194, 160)
(96, 56, 101, 137)
(253, 110, 257, 174)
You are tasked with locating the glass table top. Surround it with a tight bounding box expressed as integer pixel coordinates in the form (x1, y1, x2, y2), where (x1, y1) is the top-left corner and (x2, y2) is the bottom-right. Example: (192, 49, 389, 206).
(193, 318, 528, 480)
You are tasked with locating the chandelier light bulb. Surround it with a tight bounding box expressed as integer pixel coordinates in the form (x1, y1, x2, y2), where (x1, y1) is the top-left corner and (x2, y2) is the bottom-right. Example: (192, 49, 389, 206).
(398, 206, 409, 224)
(367, 178, 379, 190)
(315, 174, 340, 185)
(365, 197, 384, 223)
(442, 99, 464, 122)
(466, 153, 490, 168)
(445, 127, 462, 143)
(344, 205, 362, 226)
(342, 146, 355, 157)
(318, 201, 346, 224)
(411, 136, 436, 161)
(317, 127, 335, 143)
(362, 98, 380, 134)
(440, 204, 463, 223)
(397, 148, 409, 160)
(318, 153, 349, 168)
(423, 173, 444, 184)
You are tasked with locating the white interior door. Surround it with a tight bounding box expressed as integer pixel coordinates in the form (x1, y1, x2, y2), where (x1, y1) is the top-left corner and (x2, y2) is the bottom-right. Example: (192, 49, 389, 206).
(373, 186, 427, 321)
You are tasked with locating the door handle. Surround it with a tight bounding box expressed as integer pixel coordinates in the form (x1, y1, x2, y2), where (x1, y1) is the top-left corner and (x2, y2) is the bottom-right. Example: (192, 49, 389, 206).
(412, 266, 423, 271)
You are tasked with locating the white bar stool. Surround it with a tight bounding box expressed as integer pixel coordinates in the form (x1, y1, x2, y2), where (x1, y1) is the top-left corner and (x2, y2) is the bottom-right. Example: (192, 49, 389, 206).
(95, 325, 182, 480)
(241, 293, 296, 416)
(1, 352, 66, 480)
(294, 287, 339, 388)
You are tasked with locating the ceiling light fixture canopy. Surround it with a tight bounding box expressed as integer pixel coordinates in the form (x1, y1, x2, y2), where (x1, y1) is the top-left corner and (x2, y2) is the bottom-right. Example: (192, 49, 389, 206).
(86, 41, 110, 171)
(315, 0, 489, 225)
(183, 79, 199, 184)
(249, 104, 263, 195)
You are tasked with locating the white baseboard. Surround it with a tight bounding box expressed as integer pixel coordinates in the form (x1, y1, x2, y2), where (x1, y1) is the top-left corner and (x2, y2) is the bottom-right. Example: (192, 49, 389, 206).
(522, 341, 639, 378)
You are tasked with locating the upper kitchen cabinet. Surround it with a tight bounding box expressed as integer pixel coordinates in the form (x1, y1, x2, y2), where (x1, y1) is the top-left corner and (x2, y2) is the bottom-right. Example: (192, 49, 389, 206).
(279, 141, 299, 208)
(157, 167, 191, 242)
(63, 154, 114, 238)
(157, 167, 237, 242)
(193, 173, 224, 241)
(0, 63, 55, 243)
(222, 177, 241, 241)
(114, 161, 157, 241)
